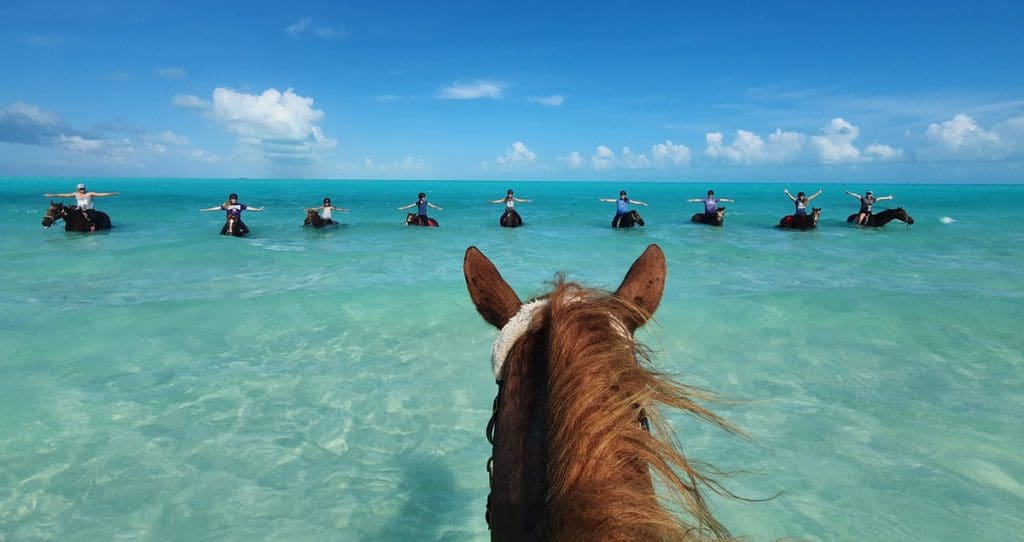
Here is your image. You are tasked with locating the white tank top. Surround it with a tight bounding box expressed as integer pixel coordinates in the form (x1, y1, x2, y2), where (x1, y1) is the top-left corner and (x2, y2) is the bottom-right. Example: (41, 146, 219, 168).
(76, 194, 93, 210)
(321, 207, 333, 220)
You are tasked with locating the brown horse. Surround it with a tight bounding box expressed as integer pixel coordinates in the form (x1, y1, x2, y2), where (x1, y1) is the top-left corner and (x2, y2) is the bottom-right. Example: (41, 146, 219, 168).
(41, 202, 112, 232)
(464, 244, 738, 541)
(612, 209, 645, 228)
(846, 207, 914, 227)
(778, 208, 821, 230)
(500, 209, 524, 228)
(220, 214, 249, 237)
(304, 209, 337, 228)
(406, 212, 439, 227)
(691, 207, 726, 226)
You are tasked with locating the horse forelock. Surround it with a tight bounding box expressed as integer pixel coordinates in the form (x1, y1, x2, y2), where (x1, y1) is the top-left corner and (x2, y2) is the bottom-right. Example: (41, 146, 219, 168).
(492, 281, 737, 540)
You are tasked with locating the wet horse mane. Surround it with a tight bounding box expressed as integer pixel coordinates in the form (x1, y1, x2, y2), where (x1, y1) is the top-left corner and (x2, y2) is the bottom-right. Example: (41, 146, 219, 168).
(467, 245, 740, 540)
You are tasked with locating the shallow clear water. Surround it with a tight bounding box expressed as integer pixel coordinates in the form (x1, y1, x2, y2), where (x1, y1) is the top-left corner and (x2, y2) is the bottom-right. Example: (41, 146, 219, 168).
(1, 178, 1022, 541)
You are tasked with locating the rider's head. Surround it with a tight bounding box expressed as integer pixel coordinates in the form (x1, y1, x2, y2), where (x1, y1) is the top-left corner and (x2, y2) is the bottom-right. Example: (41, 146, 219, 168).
(323, 197, 331, 205)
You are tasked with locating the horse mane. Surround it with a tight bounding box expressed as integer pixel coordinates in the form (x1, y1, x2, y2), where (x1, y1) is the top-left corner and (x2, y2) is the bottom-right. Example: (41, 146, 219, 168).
(537, 280, 739, 540)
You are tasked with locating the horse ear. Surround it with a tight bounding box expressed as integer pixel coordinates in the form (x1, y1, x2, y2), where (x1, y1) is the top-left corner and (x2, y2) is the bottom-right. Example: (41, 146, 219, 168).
(464, 246, 522, 329)
(614, 244, 666, 328)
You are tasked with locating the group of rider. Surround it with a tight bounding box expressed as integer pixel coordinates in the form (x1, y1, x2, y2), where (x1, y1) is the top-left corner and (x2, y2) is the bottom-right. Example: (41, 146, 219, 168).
(44, 183, 898, 232)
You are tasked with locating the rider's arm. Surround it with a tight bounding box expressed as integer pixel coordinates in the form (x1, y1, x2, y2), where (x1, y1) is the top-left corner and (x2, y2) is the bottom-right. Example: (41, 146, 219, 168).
(397, 203, 415, 210)
(248, 207, 264, 211)
(488, 198, 504, 204)
(513, 197, 531, 203)
(876, 195, 894, 202)
(783, 189, 796, 202)
(199, 206, 223, 211)
(598, 198, 616, 203)
(720, 198, 735, 203)
(686, 198, 702, 202)
(845, 191, 860, 199)
(44, 192, 75, 198)
(428, 202, 443, 210)
(631, 199, 648, 206)
(92, 192, 119, 198)
(807, 189, 823, 201)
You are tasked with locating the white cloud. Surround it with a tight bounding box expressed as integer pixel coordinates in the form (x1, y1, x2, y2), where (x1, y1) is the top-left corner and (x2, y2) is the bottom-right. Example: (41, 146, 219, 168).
(439, 80, 505, 100)
(864, 144, 903, 161)
(287, 18, 345, 40)
(55, 134, 106, 153)
(527, 94, 565, 107)
(172, 94, 209, 109)
(924, 114, 1002, 159)
(496, 141, 536, 166)
(811, 117, 861, 163)
(651, 140, 692, 167)
(621, 147, 650, 169)
(591, 145, 616, 170)
(564, 151, 584, 169)
(140, 130, 190, 147)
(155, 67, 186, 80)
(208, 87, 337, 163)
(706, 119, 900, 165)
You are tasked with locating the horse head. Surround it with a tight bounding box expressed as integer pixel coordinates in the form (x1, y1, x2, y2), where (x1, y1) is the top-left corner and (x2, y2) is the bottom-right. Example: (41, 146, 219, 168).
(629, 209, 645, 227)
(41, 202, 65, 228)
(716, 206, 726, 224)
(464, 244, 735, 540)
(406, 212, 419, 225)
(895, 207, 914, 225)
(304, 209, 320, 226)
(810, 207, 822, 226)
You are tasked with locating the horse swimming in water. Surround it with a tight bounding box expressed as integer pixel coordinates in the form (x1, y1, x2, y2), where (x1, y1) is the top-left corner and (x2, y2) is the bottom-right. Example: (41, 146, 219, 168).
(612, 210, 645, 228)
(846, 207, 914, 227)
(691, 207, 726, 226)
(304, 209, 337, 228)
(41, 202, 112, 232)
(406, 212, 439, 227)
(500, 209, 523, 228)
(778, 208, 822, 230)
(464, 244, 740, 541)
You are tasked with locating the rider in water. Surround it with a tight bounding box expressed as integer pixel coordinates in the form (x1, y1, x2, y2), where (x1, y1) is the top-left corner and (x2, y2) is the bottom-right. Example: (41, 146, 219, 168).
(307, 197, 348, 224)
(490, 189, 531, 225)
(398, 192, 443, 225)
(688, 189, 734, 221)
(845, 190, 893, 225)
(44, 183, 119, 223)
(200, 193, 264, 235)
(784, 188, 822, 220)
(599, 190, 648, 227)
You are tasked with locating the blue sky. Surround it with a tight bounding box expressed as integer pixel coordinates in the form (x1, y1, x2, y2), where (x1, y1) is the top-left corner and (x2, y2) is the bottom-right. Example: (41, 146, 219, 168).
(2, 0, 1023, 182)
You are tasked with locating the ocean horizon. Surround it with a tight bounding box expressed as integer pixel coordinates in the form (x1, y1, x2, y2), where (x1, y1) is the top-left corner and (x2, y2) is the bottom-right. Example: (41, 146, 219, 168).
(2, 177, 1022, 541)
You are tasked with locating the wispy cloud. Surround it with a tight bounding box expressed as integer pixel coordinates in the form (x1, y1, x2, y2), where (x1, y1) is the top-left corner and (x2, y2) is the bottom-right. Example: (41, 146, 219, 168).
(171, 94, 210, 109)
(439, 80, 506, 100)
(155, 67, 187, 80)
(527, 94, 565, 107)
(286, 17, 346, 40)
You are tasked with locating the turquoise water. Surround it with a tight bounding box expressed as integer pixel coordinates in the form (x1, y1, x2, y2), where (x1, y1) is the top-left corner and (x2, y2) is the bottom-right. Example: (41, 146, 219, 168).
(1, 178, 1022, 541)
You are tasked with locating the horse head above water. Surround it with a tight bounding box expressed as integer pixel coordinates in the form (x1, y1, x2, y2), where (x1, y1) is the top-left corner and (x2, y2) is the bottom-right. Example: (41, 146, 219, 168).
(41, 202, 112, 232)
(691, 207, 726, 226)
(304, 209, 335, 228)
(464, 244, 737, 541)
(847, 207, 914, 227)
(406, 212, 439, 227)
(778, 208, 821, 230)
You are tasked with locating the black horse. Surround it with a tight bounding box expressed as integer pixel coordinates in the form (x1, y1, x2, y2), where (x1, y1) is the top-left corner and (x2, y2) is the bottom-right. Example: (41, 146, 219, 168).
(500, 209, 523, 228)
(406, 212, 439, 227)
(612, 210, 645, 228)
(778, 208, 822, 230)
(304, 209, 337, 228)
(41, 202, 112, 232)
(221, 214, 249, 237)
(691, 207, 726, 226)
(847, 207, 914, 227)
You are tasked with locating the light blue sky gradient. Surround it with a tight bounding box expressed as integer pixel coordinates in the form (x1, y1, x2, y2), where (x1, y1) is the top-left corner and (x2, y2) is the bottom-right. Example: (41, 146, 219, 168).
(2, 0, 1022, 181)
